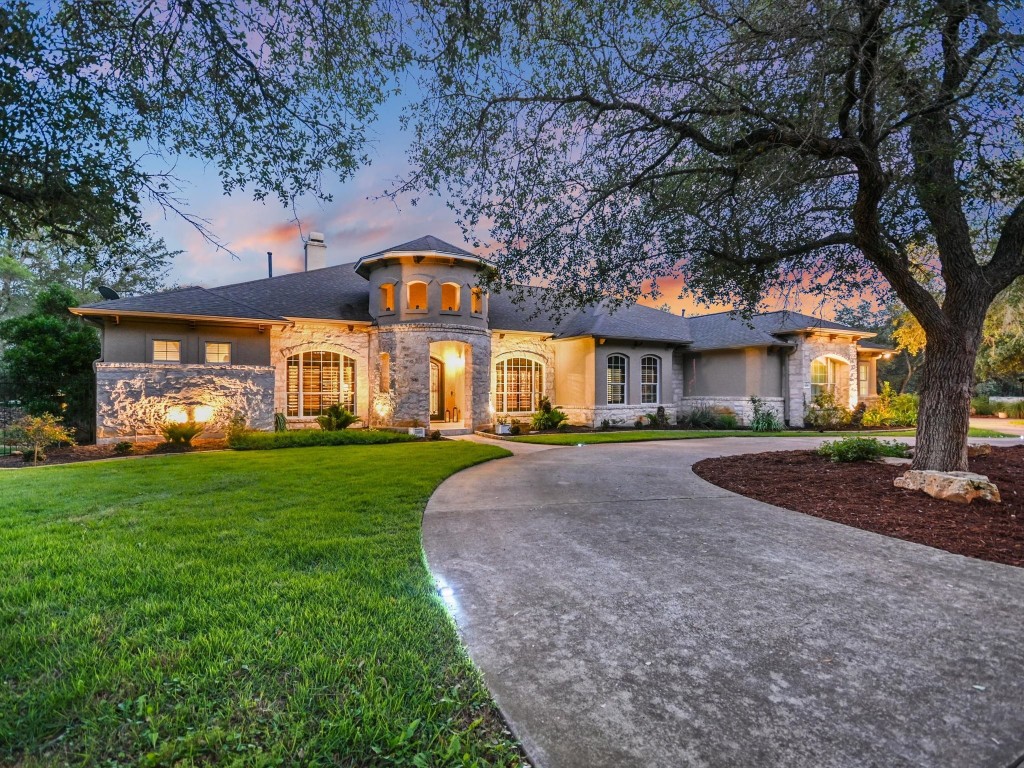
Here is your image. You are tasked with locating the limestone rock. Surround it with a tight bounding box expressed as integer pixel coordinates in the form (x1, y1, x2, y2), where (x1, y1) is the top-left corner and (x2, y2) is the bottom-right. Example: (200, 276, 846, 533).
(894, 470, 1001, 504)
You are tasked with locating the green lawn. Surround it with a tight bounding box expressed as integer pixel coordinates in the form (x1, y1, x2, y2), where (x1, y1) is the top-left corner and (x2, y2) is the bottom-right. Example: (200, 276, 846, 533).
(0, 442, 521, 767)
(509, 426, 1010, 445)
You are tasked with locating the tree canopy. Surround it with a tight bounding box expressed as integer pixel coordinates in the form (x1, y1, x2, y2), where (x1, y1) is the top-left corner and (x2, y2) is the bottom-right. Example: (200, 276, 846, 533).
(1, 0, 407, 250)
(401, 0, 1024, 469)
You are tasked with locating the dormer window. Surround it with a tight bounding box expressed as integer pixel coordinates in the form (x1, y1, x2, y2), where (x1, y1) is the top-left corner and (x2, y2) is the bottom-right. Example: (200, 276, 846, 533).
(441, 282, 461, 312)
(379, 283, 395, 313)
(471, 287, 484, 315)
(407, 281, 428, 311)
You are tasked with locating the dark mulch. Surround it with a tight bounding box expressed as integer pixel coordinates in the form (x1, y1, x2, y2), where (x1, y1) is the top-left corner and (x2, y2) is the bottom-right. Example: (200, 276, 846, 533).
(0, 438, 229, 468)
(693, 446, 1024, 568)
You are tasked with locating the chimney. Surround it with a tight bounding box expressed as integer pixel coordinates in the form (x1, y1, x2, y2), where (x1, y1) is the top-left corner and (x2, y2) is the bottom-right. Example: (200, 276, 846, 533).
(304, 232, 326, 271)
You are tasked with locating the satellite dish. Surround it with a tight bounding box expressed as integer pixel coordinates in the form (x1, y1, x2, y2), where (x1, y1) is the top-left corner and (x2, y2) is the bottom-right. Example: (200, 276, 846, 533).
(98, 286, 120, 300)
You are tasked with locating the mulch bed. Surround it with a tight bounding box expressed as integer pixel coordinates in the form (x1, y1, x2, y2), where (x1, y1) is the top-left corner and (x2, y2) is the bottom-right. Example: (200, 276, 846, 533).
(0, 438, 229, 468)
(693, 446, 1024, 568)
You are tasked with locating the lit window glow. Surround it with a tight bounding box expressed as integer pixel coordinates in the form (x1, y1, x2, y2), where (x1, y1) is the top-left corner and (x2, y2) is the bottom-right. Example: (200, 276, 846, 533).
(441, 282, 461, 312)
(407, 281, 428, 311)
(153, 340, 180, 363)
(494, 357, 543, 412)
(607, 354, 627, 404)
(205, 342, 231, 364)
(287, 351, 356, 417)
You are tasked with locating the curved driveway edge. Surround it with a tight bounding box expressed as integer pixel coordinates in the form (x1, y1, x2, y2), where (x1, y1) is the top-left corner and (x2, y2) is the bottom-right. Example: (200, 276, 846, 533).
(424, 437, 1024, 768)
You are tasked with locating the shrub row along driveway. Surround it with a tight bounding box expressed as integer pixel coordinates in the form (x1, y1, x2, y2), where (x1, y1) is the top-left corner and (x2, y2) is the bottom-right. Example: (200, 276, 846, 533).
(424, 437, 1024, 768)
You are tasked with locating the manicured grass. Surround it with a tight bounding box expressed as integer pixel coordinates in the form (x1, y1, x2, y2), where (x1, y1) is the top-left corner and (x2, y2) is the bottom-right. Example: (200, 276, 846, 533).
(228, 427, 415, 450)
(509, 427, 1010, 445)
(0, 442, 521, 767)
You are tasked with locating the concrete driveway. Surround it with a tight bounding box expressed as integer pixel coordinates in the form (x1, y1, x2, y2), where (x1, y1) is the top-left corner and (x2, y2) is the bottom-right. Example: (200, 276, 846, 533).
(423, 438, 1024, 768)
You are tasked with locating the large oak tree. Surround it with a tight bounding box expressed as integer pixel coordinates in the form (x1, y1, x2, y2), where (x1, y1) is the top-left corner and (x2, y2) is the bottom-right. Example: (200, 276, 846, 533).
(403, 0, 1024, 471)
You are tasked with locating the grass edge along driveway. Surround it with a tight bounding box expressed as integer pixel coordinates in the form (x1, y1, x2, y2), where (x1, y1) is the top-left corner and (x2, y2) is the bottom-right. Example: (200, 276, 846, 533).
(509, 427, 1011, 445)
(0, 441, 522, 767)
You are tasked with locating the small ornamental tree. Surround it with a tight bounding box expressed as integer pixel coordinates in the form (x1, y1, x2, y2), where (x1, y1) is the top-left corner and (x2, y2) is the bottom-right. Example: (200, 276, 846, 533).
(10, 413, 75, 463)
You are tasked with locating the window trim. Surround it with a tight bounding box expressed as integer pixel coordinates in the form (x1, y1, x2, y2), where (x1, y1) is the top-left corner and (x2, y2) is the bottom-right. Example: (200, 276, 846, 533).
(640, 355, 660, 404)
(493, 356, 544, 413)
(606, 354, 627, 405)
(286, 351, 356, 418)
(204, 341, 232, 365)
(153, 339, 181, 363)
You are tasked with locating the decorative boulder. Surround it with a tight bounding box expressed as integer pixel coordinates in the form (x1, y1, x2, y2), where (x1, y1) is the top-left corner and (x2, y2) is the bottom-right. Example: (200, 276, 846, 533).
(894, 470, 1001, 504)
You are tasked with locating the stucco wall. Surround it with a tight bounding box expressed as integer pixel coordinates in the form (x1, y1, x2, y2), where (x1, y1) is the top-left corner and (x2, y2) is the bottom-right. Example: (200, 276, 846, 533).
(101, 319, 271, 366)
(368, 261, 489, 329)
(553, 337, 596, 408)
(270, 322, 372, 427)
(682, 348, 784, 398)
(95, 362, 275, 443)
(593, 342, 676, 407)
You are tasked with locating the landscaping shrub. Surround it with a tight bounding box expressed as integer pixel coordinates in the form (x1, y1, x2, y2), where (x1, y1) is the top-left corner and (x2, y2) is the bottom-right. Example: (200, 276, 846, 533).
(1008, 401, 1024, 418)
(160, 421, 204, 445)
(645, 407, 670, 428)
(862, 382, 919, 427)
(749, 396, 782, 432)
(716, 412, 739, 429)
(531, 396, 569, 430)
(805, 391, 851, 431)
(849, 402, 867, 428)
(817, 436, 910, 462)
(429, 429, 443, 440)
(972, 395, 996, 416)
(112, 441, 134, 455)
(274, 412, 287, 431)
(7, 413, 75, 463)
(600, 419, 612, 431)
(316, 404, 358, 431)
(229, 428, 415, 451)
(681, 400, 718, 429)
(509, 422, 522, 436)
(634, 417, 644, 429)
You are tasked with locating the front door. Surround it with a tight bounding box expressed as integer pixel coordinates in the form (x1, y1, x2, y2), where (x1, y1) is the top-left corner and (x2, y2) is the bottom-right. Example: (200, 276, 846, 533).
(430, 358, 444, 421)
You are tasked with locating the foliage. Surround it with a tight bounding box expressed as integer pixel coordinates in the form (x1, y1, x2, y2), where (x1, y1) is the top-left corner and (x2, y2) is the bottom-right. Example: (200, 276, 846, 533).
(817, 437, 911, 463)
(228, 428, 414, 451)
(805, 391, 852, 432)
(0, 285, 99, 440)
(7, 412, 75, 463)
(0, 442, 523, 764)
(112, 440, 134, 455)
(495, 413, 510, 425)
(530, 396, 568, 431)
(509, 420, 522, 436)
(430, 429, 443, 440)
(315, 404, 359, 431)
(274, 412, 287, 432)
(1, 0, 411, 255)
(645, 406, 670, 428)
(678, 401, 718, 429)
(862, 383, 919, 427)
(159, 421, 204, 446)
(749, 397, 782, 433)
(225, 413, 250, 441)
(972, 396, 997, 416)
(401, 0, 1024, 471)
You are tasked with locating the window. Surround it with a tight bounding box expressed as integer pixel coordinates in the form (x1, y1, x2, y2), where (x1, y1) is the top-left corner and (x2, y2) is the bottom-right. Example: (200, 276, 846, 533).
(494, 357, 543, 412)
(407, 281, 428, 311)
(441, 283, 461, 312)
(641, 355, 660, 404)
(810, 359, 829, 396)
(379, 283, 395, 313)
(607, 354, 627, 404)
(286, 351, 356, 417)
(153, 339, 180, 363)
(205, 342, 231, 364)
(858, 361, 870, 396)
(471, 287, 484, 315)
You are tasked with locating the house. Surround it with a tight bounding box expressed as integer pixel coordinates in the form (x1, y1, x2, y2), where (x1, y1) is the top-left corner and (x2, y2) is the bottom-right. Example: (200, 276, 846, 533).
(71, 234, 890, 442)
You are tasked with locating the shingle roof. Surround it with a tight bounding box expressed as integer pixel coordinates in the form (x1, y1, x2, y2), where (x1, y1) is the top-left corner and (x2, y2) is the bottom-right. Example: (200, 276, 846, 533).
(208, 264, 371, 321)
(858, 339, 895, 351)
(78, 285, 287, 321)
(363, 235, 478, 259)
(686, 309, 873, 351)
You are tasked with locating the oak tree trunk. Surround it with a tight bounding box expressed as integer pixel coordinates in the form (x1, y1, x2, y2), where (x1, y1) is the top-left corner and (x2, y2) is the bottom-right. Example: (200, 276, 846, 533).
(911, 330, 980, 472)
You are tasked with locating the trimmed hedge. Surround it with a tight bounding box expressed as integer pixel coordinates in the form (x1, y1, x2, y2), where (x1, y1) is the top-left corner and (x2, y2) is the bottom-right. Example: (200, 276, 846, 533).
(229, 428, 416, 451)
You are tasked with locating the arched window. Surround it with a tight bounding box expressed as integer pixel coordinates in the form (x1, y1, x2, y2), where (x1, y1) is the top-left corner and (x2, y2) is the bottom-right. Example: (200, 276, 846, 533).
(471, 287, 484, 315)
(379, 283, 395, 313)
(607, 354, 627, 404)
(407, 281, 428, 311)
(640, 355, 660, 404)
(441, 282, 461, 312)
(286, 351, 356, 416)
(494, 357, 544, 412)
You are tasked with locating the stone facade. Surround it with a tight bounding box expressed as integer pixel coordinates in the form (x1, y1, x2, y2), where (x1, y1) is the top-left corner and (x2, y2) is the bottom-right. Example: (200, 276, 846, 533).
(786, 334, 860, 427)
(269, 321, 372, 427)
(95, 362, 275, 443)
(374, 323, 492, 429)
(678, 396, 785, 427)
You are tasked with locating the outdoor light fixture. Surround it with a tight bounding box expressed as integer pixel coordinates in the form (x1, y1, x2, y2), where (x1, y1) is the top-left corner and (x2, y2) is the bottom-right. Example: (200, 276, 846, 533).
(166, 406, 189, 424)
(192, 405, 214, 423)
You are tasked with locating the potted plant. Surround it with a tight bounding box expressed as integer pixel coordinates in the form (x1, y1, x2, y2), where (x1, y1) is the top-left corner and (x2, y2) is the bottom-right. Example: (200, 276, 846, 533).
(495, 414, 511, 435)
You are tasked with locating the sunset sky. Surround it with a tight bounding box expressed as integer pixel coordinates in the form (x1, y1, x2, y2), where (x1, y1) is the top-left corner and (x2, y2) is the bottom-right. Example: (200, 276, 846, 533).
(149, 95, 839, 319)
